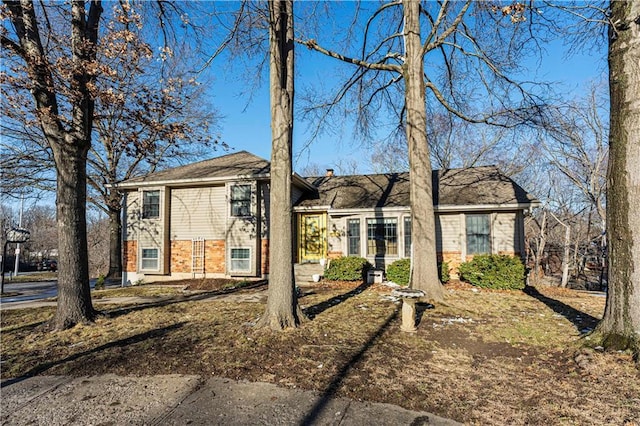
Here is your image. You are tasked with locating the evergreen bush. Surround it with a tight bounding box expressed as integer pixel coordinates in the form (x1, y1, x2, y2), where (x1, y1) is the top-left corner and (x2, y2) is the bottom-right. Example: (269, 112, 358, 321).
(439, 260, 451, 284)
(94, 274, 105, 290)
(458, 254, 526, 290)
(385, 258, 451, 286)
(386, 258, 411, 285)
(324, 256, 372, 281)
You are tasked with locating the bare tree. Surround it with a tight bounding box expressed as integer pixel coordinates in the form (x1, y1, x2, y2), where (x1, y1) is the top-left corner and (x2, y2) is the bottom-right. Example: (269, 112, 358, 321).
(2, 0, 103, 328)
(87, 211, 109, 278)
(1, 3, 221, 280)
(595, 0, 640, 355)
(541, 85, 608, 235)
(370, 113, 533, 174)
(258, 0, 304, 330)
(297, 1, 548, 301)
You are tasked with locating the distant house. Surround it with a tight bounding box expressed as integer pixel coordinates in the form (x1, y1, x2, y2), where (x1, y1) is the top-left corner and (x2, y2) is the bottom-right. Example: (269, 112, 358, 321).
(116, 151, 539, 284)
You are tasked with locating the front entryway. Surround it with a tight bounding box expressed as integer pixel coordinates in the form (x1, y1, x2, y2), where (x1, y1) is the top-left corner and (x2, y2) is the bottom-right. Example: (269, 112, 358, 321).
(297, 213, 327, 262)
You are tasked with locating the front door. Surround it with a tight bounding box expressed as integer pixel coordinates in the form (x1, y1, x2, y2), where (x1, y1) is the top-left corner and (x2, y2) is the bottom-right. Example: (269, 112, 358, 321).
(298, 213, 327, 262)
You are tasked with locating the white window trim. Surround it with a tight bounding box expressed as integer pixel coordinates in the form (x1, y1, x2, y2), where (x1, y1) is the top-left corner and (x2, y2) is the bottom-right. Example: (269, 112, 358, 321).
(346, 218, 361, 257)
(365, 216, 399, 257)
(403, 215, 412, 259)
(140, 188, 162, 221)
(140, 247, 160, 272)
(465, 213, 492, 257)
(229, 183, 253, 218)
(229, 247, 252, 273)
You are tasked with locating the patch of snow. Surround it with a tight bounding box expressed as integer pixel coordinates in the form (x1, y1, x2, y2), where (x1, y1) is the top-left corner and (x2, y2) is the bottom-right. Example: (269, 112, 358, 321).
(440, 317, 474, 325)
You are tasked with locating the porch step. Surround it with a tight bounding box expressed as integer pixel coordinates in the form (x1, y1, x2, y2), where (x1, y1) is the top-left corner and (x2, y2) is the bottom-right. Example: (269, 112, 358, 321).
(294, 263, 325, 285)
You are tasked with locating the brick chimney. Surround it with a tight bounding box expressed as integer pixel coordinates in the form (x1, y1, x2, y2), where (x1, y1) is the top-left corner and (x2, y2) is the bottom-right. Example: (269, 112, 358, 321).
(325, 168, 334, 177)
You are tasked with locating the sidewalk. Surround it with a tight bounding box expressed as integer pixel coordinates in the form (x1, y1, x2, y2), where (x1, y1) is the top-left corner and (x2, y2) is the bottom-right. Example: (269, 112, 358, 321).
(1, 375, 461, 425)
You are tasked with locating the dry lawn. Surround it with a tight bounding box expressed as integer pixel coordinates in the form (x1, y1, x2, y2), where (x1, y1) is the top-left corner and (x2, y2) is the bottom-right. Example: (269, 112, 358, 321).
(1, 280, 639, 425)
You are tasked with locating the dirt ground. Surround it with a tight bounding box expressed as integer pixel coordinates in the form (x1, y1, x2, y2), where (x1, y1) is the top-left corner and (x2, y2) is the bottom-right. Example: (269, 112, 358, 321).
(1, 279, 639, 425)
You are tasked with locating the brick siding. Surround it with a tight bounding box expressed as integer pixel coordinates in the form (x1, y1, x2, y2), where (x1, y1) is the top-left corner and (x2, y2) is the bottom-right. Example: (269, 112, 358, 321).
(261, 239, 269, 275)
(327, 251, 343, 259)
(170, 239, 226, 274)
(124, 241, 137, 272)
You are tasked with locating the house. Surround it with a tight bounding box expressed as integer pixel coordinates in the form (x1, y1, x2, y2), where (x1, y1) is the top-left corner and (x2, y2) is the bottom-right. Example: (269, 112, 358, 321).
(116, 150, 539, 285)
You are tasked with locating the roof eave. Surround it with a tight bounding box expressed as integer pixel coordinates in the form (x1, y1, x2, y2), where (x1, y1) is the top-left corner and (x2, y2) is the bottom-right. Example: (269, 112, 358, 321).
(436, 202, 540, 212)
(114, 173, 271, 189)
(296, 202, 540, 215)
(292, 173, 316, 192)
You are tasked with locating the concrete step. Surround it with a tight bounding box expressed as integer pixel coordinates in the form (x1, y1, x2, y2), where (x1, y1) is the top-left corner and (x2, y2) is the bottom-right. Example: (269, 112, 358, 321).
(294, 263, 325, 285)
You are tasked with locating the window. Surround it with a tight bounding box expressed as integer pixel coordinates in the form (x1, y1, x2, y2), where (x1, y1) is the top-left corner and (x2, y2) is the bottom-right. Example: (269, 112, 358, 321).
(347, 219, 360, 256)
(404, 217, 412, 257)
(466, 214, 491, 255)
(367, 218, 398, 256)
(141, 248, 159, 270)
(142, 190, 160, 219)
(230, 248, 251, 272)
(231, 184, 251, 217)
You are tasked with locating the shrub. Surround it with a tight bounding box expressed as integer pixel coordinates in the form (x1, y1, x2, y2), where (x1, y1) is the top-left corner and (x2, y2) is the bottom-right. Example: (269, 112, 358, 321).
(439, 261, 451, 284)
(458, 254, 525, 290)
(94, 274, 106, 290)
(386, 258, 411, 285)
(386, 258, 451, 286)
(324, 256, 372, 281)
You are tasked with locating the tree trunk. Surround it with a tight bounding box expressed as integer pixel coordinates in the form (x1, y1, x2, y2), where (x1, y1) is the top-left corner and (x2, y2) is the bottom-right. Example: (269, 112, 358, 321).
(561, 223, 570, 288)
(595, 0, 640, 353)
(534, 210, 547, 280)
(52, 139, 96, 329)
(5, 0, 102, 329)
(258, 0, 304, 330)
(106, 192, 123, 279)
(403, 0, 443, 302)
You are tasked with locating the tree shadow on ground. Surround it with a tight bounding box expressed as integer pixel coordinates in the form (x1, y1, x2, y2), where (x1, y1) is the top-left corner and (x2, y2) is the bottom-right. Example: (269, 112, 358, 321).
(1, 319, 50, 334)
(523, 285, 599, 333)
(302, 281, 372, 320)
(1, 323, 186, 389)
(415, 302, 436, 327)
(103, 280, 267, 319)
(300, 306, 400, 424)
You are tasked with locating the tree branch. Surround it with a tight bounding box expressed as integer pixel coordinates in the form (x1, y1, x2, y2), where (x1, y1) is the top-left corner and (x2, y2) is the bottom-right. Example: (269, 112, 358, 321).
(297, 38, 402, 72)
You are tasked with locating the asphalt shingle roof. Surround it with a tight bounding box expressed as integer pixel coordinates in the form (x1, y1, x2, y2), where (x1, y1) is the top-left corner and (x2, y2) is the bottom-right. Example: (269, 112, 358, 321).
(119, 151, 270, 185)
(297, 166, 537, 209)
(117, 151, 538, 208)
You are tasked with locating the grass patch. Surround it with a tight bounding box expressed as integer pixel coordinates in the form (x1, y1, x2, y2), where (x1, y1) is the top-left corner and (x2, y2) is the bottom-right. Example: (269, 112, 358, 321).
(91, 286, 184, 299)
(1, 282, 638, 425)
(2, 272, 58, 283)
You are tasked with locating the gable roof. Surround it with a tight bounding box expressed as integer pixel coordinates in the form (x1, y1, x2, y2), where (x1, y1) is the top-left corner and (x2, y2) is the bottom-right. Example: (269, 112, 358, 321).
(116, 151, 271, 188)
(296, 166, 538, 210)
(114, 150, 539, 210)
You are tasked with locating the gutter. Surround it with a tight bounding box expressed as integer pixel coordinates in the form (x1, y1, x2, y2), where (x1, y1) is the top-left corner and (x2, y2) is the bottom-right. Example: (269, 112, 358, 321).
(113, 172, 316, 191)
(293, 202, 540, 215)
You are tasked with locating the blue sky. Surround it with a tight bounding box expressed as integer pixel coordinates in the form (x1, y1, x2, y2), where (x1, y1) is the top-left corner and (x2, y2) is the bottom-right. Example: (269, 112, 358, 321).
(202, 3, 608, 175)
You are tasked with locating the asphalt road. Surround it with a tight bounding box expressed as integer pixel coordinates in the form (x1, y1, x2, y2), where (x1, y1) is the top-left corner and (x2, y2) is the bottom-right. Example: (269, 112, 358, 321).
(0, 277, 121, 305)
(1, 280, 59, 303)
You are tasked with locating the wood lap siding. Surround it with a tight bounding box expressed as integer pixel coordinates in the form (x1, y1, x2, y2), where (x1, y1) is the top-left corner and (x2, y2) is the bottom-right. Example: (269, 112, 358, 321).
(492, 212, 520, 255)
(123, 191, 140, 241)
(437, 213, 462, 254)
(170, 186, 226, 240)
